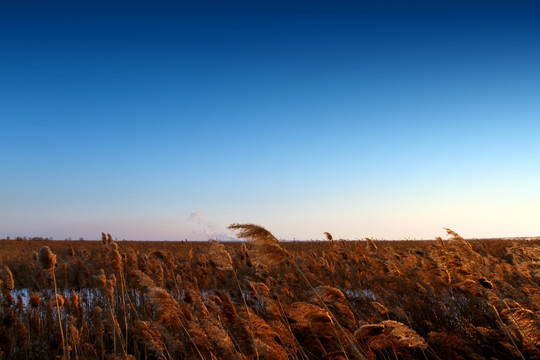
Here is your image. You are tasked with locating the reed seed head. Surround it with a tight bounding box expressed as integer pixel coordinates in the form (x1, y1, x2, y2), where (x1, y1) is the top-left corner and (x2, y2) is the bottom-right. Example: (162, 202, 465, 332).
(38, 246, 57, 271)
(2, 266, 14, 290)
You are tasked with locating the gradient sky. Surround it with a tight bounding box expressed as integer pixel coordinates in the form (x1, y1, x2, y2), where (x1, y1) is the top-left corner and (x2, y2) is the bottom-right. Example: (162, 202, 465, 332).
(1, 1, 539, 240)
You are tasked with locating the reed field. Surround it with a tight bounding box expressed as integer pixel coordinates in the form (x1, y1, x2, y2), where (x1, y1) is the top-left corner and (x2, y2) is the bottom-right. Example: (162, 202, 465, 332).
(0, 225, 539, 360)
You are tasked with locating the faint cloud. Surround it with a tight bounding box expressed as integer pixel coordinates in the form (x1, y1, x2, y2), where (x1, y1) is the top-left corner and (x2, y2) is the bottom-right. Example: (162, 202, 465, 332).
(187, 210, 236, 241)
(189, 211, 205, 223)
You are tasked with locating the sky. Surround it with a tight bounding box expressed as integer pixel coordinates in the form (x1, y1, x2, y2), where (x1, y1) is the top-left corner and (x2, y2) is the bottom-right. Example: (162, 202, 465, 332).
(1, 1, 539, 240)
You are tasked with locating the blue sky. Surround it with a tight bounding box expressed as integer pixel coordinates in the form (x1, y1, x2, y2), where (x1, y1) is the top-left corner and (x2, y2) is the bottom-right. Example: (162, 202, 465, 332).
(1, 1, 539, 240)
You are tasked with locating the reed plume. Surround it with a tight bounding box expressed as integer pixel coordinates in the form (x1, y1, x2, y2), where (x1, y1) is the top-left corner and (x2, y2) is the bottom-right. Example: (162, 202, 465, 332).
(133, 269, 156, 290)
(2, 266, 14, 290)
(365, 320, 428, 350)
(38, 246, 57, 271)
(135, 320, 167, 359)
(107, 245, 123, 274)
(502, 306, 540, 353)
(228, 223, 278, 242)
(242, 308, 289, 360)
(435, 236, 446, 248)
(147, 287, 182, 330)
(354, 324, 385, 340)
(208, 240, 233, 271)
(228, 223, 288, 266)
(444, 227, 464, 241)
(313, 286, 356, 329)
(372, 302, 390, 316)
(366, 238, 378, 252)
(29, 292, 41, 308)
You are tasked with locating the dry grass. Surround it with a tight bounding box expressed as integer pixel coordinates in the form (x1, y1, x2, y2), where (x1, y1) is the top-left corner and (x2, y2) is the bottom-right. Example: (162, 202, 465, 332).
(0, 228, 539, 359)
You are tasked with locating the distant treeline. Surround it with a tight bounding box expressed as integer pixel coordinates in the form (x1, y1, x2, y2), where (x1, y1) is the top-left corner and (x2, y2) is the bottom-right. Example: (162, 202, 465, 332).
(0, 236, 86, 241)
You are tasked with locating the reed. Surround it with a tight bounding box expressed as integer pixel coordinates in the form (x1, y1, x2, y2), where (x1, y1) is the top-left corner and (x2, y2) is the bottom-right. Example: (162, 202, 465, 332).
(38, 246, 67, 358)
(0, 232, 538, 359)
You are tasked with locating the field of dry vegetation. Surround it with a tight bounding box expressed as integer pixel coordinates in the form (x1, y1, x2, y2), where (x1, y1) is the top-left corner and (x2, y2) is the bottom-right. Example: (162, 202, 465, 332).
(0, 224, 539, 360)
